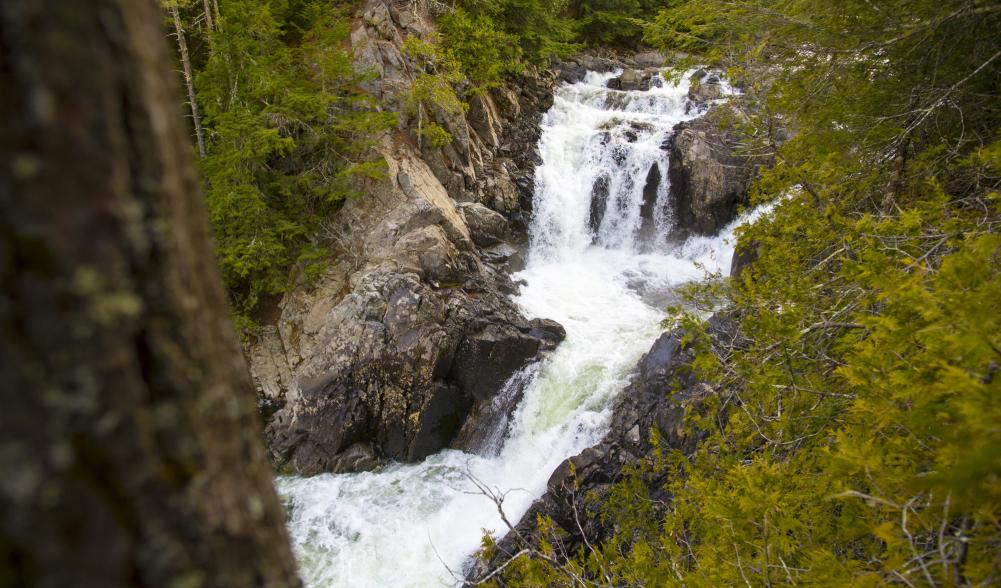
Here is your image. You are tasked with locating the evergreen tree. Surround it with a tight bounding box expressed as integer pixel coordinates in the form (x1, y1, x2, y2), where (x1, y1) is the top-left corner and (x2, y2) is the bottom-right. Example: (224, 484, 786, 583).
(162, 0, 207, 156)
(163, 0, 395, 324)
(568, 0, 647, 47)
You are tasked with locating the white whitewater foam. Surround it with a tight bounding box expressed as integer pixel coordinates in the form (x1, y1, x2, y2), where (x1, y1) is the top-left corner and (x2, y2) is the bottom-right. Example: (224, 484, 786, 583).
(278, 70, 768, 588)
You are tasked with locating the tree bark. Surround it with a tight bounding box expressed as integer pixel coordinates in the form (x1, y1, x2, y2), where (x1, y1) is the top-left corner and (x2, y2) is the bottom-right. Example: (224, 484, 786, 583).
(0, 2, 300, 587)
(170, 3, 207, 157)
(202, 0, 216, 32)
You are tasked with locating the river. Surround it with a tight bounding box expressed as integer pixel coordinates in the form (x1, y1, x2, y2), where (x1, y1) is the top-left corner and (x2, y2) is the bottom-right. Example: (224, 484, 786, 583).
(278, 69, 753, 587)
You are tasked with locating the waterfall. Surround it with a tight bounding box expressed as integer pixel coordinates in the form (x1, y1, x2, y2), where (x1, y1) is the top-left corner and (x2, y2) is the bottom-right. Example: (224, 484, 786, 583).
(530, 70, 692, 256)
(278, 70, 757, 588)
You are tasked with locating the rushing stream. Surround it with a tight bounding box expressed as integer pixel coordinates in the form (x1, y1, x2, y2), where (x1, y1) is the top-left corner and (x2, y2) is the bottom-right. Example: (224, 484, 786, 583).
(278, 70, 755, 587)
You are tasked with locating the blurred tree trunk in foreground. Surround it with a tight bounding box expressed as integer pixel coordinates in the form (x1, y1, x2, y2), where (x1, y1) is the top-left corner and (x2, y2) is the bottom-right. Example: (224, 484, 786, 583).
(0, 1, 301, 586)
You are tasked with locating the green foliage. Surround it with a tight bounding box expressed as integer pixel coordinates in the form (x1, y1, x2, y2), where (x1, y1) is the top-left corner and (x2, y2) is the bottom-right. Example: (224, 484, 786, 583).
(420, 0, 587, 105)
(493, 0, 1001, 585)
(438, 7, 523, 92)
(446, 0, 577, 66)
(400, 35, 467, 148)
(401, 35, 467, 115)
(433, 0, 671, 87)
(419, 122, 453, 148)
(165, 0, 395, 322)
(568, 0, 662, 47)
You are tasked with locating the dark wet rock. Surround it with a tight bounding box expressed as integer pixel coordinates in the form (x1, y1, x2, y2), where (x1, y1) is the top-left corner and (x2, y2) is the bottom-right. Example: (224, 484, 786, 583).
(547, 446, 615, 493)
(668, 104, 761, 235)
(641, 163, 661, 223)
(408, 382, 475, 461)
(527, 318, 567, 351)
(452, 362, 540, 455)
(589, 176, 610, 235)
(451, 324, 542, 403)
(607, 331, 703, 457)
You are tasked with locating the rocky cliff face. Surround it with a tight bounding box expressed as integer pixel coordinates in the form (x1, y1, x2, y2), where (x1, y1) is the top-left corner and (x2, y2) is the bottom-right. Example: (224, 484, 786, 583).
(667, 72, 766, 236)
(668, 103, 759, 236)
(351, 0, 556, 222)
(246, 0, 560, 475)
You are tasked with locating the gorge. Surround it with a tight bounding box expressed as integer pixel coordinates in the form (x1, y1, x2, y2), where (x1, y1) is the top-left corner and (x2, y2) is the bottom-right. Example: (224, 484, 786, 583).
(4, 1, 998, 586)
(273, 65, 759, 586)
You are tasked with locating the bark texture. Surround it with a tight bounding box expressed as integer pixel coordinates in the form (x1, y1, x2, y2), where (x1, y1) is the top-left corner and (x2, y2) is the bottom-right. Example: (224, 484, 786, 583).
(0, 2, 300, 587)
(202, 0, 216, 32)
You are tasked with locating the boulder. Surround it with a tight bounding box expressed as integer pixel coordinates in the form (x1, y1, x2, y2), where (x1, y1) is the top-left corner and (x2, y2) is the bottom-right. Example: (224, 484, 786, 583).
(632, 51, 667, 68)
(527, 318, 566, 351)
(667, 104, 759, 235)
(458, 202, 508, 247)
(688, 70, 725, 107)
(607, 68, 650, 91)
(450, 324, 541, 402)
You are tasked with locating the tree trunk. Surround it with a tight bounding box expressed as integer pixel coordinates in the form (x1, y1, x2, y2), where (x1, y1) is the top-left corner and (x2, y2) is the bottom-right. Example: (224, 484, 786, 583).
(202, 0, 216, 32)
(0, 1, 300, 587)
(170, 3, 207, 157)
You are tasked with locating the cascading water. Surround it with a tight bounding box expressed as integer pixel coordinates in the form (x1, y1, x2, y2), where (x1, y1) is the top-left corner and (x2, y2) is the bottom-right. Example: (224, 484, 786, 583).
(278, 70, 757, 587)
